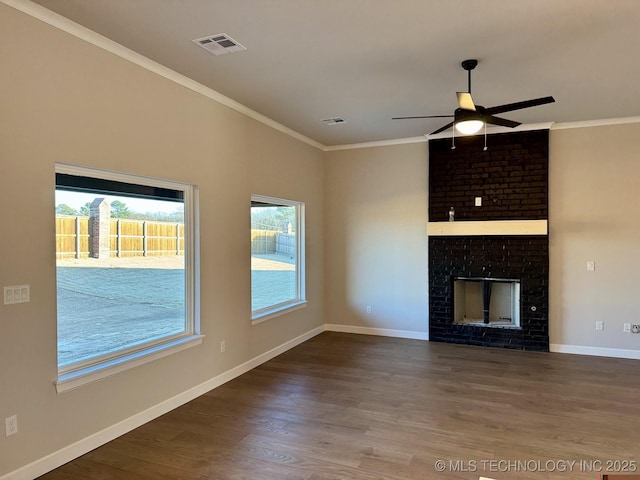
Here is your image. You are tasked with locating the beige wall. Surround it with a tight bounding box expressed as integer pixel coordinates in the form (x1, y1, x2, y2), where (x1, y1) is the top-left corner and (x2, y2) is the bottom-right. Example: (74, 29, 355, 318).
(549, 123, 640, 351)
(324, 124, 640, 356)
(0, 5, 323, 475)
(324, 143, 429, 334)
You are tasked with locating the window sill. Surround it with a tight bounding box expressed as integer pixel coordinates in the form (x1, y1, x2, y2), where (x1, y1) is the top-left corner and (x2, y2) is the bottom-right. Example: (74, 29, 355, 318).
(251, 301, 308, 325)
(55, 334, 204, 394)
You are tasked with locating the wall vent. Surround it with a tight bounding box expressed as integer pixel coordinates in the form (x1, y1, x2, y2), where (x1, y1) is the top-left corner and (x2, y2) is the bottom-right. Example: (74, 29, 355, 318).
(192, 33, 246, 56)
(322, 117, 346, 126)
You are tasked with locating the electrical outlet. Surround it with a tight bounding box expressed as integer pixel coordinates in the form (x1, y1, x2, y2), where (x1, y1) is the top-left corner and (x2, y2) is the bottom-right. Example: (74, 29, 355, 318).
(366, 305, 372, 314)
(624, 323, 631, 333)
(595, 321, 604, 331)
(5, 415, 17, 437)
(586, 261, 595, 271)
(220, 340, 226, 353)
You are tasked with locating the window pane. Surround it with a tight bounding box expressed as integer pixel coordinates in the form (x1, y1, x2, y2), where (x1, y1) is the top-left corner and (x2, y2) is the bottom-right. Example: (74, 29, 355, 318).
(56, 188, 186, 368)
(251, 202, 298, 313)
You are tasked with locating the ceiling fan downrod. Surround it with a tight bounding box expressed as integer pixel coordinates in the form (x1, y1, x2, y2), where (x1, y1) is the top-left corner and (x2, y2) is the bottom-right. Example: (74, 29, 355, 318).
(461, 59, 478, 93)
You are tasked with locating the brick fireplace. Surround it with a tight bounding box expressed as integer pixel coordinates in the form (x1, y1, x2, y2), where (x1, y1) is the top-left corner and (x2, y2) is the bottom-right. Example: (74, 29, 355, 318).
(428, 129, 549, 351)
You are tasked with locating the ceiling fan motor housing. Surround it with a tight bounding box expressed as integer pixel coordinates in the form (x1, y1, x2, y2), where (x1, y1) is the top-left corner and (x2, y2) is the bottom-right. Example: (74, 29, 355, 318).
(461, 59, 478, 71)
(455, 106, 484, 121)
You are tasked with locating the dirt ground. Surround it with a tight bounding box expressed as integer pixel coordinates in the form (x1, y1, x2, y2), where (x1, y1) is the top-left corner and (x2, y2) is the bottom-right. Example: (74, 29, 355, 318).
(56, 253, 295, 366)
(58, 253, 293, 271)
(57, 255, 185, 269)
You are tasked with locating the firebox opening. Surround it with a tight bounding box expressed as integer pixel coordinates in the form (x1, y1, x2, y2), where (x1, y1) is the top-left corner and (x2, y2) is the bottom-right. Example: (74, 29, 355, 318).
(453, 277, 521, 328)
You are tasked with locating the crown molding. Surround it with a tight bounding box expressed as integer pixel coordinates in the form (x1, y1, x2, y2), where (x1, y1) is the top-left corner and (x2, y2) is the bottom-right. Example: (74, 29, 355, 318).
(1, 0, 326, 151)
(325, 123, 555, 152)
(325, 116, 640, 152)
(323, 136, 427, 152)
(551, 116, 640, 130)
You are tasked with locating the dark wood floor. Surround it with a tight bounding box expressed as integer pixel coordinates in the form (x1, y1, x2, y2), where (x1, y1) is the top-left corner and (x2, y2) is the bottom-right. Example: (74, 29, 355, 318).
(38, 332, 640, 480)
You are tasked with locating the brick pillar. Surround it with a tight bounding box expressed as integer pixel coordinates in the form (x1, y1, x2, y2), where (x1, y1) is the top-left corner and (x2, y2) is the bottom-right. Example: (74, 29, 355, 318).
(89, 198, 111, 259)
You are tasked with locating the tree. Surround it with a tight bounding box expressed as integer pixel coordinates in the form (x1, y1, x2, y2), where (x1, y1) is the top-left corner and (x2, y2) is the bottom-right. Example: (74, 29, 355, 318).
(55, 204, 78, 216)
(79, 202, 91, 216)
(129, 208, 184, 223)
(251, 206, 295, 232)
(275, 206, 295, 231)
(110, 200, 131, 218)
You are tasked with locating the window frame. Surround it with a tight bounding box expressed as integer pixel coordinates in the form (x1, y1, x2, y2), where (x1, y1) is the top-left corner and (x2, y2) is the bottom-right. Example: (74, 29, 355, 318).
(251, 194, 306, 324)
(54, 163, 202, 393)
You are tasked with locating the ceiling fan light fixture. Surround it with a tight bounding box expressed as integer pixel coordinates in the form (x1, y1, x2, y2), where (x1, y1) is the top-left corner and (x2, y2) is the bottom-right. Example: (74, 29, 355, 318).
(455, 119, 484, 135)
(392, 59, 555, 136)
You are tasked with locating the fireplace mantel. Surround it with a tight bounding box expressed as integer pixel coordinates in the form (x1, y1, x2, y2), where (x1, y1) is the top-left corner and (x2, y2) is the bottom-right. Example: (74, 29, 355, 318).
(427, 219, 547, 237)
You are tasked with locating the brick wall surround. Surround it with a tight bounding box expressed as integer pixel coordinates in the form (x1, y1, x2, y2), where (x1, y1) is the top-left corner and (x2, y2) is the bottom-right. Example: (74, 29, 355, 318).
(429, 235, 549, 351)
(428, 129, 550, 351)
(429, 129, 549, 222)
(89, 198, 111, 259)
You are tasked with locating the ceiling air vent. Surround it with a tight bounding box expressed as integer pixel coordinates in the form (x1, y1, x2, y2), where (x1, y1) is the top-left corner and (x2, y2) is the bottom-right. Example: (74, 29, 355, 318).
(192, 33, 246, 56)
(322, 117, 346, 126)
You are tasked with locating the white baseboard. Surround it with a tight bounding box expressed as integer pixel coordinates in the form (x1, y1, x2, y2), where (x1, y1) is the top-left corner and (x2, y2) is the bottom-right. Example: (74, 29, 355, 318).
(325, 323, 429, 340)
(1, 325, 325, 480)
(550, 343, 640, 360)
(324, 327, 640, 360)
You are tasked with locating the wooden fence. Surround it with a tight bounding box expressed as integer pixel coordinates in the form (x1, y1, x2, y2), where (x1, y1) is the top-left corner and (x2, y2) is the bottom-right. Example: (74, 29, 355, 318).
(275, 233, 296, 257)
(56, 216, 184, 259)
(251, 229, 276, 254)
(250, 229, 295, 257)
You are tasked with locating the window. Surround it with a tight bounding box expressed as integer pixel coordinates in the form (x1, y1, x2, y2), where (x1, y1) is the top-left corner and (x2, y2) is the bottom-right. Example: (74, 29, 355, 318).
(251, 195, 306, 322)
(55, 164, 201, 392)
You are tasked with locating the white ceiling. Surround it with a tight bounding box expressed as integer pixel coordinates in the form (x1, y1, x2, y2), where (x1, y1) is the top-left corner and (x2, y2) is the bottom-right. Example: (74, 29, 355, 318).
(30, 0, 640, 147)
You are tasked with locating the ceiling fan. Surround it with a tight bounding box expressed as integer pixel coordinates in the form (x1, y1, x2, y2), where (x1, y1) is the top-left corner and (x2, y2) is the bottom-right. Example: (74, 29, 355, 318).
(393, 59, 555, 135)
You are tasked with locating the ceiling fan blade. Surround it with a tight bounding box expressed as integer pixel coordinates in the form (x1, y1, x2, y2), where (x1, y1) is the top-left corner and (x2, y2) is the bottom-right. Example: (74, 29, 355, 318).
(457, 92, 476, 111)
(392, 115, 454, 120)
(483, 115, 521, 128)
(484, 96, 555, 115)
(430, 121, 455, 135)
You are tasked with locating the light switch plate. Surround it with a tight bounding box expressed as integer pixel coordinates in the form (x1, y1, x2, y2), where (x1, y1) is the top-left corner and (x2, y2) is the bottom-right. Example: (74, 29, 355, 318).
(4, 285, 30, 305)
(586, 261, 595, 271)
